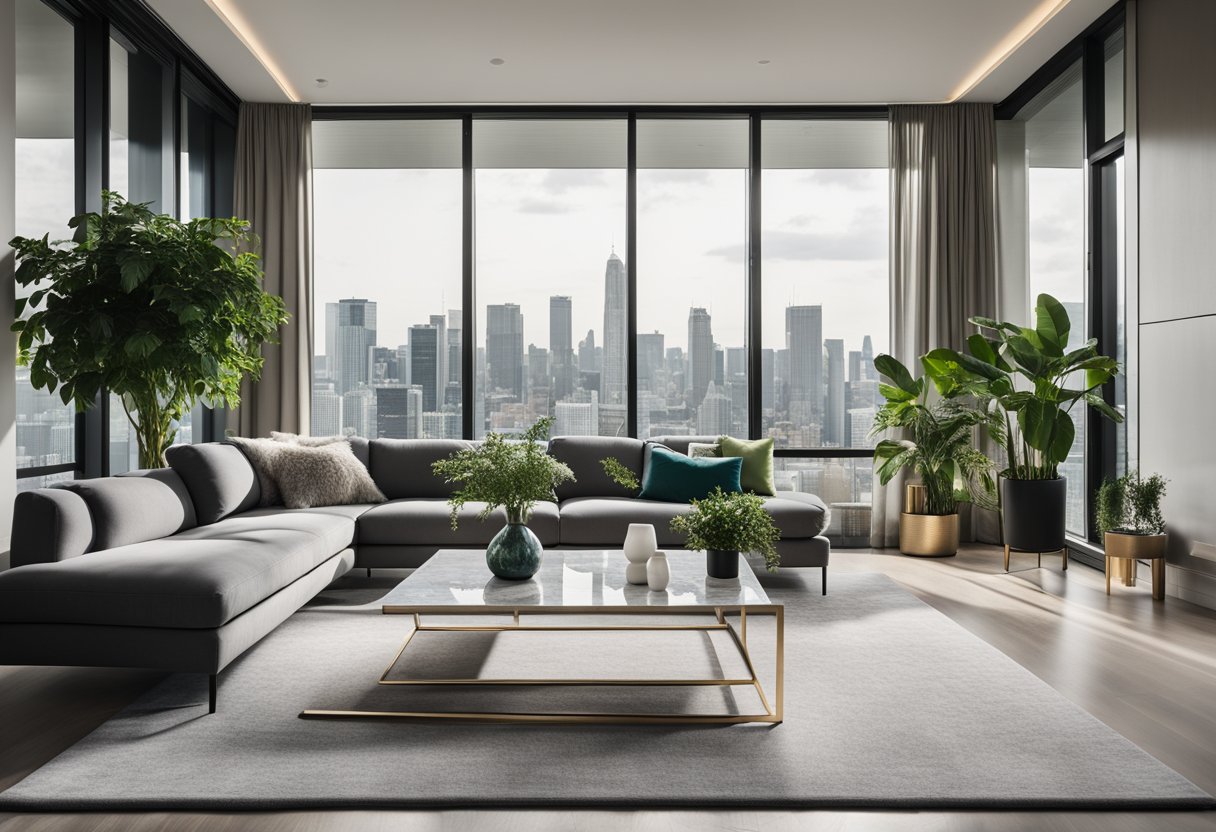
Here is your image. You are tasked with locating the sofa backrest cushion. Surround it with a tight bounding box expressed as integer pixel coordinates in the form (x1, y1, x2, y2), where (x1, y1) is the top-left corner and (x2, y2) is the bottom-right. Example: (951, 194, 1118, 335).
(647, 435, 719, 456)
(62, 468, 198, 550)
(549, 436, 644, 501)
(166, 442, 261, 524)
(638, 445, 743, 503)
(369, 439, 475, 499)
(10, 487, 94, 568)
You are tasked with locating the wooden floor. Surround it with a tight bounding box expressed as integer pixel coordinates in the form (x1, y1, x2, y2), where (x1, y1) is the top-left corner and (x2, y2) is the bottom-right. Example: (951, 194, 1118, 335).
(1, 545, 1214, 832)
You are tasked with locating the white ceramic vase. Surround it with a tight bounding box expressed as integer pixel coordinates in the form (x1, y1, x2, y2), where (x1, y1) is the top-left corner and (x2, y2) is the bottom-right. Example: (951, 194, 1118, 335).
(647, 550, 671, 592)
(624, 523, 657, 585)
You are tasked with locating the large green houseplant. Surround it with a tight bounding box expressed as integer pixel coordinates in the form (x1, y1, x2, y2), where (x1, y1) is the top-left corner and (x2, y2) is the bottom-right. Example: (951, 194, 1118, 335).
(431, 417, 574, 580)
(10, 193, 288, 468)
(870, 354, 1001, 557)
(920, 293, 1123, 555)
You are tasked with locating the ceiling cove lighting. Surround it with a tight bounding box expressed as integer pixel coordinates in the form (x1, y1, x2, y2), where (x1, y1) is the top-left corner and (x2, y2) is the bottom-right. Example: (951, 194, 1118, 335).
(947, 0, 1072, 102)
(204, 0, 301, 102)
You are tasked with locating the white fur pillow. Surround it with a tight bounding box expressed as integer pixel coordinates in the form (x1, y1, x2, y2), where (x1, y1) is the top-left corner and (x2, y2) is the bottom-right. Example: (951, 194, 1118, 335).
(226, 436, 286, 506)
(271, 442, 386, 509)
(270, 431, 349, 447)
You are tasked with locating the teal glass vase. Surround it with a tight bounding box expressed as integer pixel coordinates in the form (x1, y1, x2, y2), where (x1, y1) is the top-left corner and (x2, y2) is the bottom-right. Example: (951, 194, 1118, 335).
(486, 523, 543, 580)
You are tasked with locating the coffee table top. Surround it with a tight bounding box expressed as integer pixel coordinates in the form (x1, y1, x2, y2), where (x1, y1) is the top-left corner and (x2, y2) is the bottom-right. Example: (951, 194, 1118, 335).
(380, 549, 773, 613)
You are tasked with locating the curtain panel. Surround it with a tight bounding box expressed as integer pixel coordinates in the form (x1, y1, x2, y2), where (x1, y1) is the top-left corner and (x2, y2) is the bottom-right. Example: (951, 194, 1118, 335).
(230, 102, 314, 438)
(873, 103, 1000, 547)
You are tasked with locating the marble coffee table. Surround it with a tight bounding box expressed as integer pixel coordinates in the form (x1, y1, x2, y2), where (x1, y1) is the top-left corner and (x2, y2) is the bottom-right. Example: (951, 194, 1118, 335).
(301, 549, 783, 724)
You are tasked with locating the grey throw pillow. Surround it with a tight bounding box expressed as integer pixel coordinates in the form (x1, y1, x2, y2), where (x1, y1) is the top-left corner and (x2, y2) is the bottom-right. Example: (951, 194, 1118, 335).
(226, 437, 286, 506)
(687, 441, 722, 458)
(272, 442, 387, 509)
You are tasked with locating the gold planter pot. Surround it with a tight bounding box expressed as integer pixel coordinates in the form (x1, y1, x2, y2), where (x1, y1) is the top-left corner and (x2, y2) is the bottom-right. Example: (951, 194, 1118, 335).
(899, 512, 960, 558)
(1104, 531, 1168, 599)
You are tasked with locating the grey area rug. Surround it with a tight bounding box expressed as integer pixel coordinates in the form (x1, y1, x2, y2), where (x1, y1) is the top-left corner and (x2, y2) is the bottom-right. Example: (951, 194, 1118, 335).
(1, 572, 1210, 811)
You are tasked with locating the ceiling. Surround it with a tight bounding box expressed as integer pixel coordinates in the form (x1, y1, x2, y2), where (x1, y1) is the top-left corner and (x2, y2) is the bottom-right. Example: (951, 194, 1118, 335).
(145, 0, 1115, 106)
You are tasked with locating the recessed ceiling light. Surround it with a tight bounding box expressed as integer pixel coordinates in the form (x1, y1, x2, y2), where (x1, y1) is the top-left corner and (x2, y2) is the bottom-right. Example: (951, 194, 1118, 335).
(758, 59, 771, 65)
(489, 57, 506, 66)
(315, 78, 329, 88)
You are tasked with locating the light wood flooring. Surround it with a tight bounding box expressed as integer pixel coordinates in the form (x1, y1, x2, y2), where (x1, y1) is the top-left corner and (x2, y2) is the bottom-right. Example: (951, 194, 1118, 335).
(1, 545, 1214, 831)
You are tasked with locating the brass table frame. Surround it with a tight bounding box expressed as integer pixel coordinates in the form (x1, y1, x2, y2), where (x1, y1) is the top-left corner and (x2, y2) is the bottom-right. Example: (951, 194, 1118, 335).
(301, 602, 783, 725)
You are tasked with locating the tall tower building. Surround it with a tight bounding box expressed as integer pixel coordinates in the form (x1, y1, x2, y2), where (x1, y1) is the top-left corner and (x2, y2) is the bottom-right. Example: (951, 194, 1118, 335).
(447, 309, 462, 386)
(578, 330, 597, 376)
(333, 298, 377, 395)
(429, 314, 447, 410)
(311, 383, 342, 437)
(687, 307, 715, 411)
(861, 334, 876, 381)
(486, 303, 524, 400)
(696, 381, 733, 435)
(324, 303, 339, 382)
(549, 295, 575, 400)
(825, 338, 846, 446)
(342, 387, 375, 438)
(408, 324, 439, 411)
(637, 331, 665, 393)
(601, 251, 627, 405)
(785, 305, 823, 428)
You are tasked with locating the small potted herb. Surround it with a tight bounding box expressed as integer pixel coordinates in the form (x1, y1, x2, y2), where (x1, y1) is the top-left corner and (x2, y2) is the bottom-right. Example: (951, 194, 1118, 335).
(670, 487, 781, 579)
(1095, 471, 1168, 566)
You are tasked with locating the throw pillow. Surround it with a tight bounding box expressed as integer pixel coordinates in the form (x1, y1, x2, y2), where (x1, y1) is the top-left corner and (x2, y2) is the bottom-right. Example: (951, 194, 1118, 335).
(269, 431, 349, 447)
(687, 441, 721, 458)
(639, 446, 742, 503)
(272, 442, 387, 509)
(718, 435, 776, 496)
(226, 436, 286, 506)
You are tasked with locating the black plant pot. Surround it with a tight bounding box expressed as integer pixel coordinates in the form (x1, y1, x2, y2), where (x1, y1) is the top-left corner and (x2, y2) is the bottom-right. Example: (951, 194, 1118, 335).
(706, 549, 740, 579)
(1001, 477, 1067, 552)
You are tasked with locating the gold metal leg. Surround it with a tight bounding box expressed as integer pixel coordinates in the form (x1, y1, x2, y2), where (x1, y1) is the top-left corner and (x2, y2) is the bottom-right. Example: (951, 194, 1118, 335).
(1123, 557, 1137, 587)
(1061, 547, 1068, 571)
(1152, 559, 1166, 601)
(1004, 544, 1010, 571)
(1037, 552, 1041, 568)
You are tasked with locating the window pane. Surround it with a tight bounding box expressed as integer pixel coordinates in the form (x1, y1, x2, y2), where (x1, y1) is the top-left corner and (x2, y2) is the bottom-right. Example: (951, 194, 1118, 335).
(1017, 61, 1087, 535)
(312, 120, 464, 439)
(15, 0, 76, 474)
(1113, 155, 1127, 476)
(1104, 27, 1125, 142)
(760, 120, 889, 450)
(473, 120, 627, 438)
(636, 119, 748, 438)
(775, 458, 872, 546)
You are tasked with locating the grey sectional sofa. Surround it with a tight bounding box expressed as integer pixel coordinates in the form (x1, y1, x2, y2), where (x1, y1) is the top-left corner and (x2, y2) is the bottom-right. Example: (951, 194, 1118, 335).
(0, 435, 830, 712)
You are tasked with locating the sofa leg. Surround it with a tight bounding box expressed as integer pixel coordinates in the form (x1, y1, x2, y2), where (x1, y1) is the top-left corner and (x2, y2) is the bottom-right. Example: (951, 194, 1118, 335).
(822, 565, 828, 596)
(366, 568, 372, 578)
(208, 674, 217, 715)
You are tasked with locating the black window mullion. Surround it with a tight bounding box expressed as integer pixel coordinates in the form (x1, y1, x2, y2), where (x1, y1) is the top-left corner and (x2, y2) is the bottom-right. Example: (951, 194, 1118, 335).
(626, 114, 638, 438)
(747, 112, 763, 441)
(460, 114, 475, 440)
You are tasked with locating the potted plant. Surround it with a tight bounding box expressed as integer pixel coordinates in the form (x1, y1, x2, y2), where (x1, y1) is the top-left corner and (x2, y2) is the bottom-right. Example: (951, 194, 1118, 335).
(669, 487, 781, 579)
(1096, 471, 1168, 591)
(870, 354, 1002, 557)
(10, 192, 289, 469)
(921, 294, 1123, 556)
(432, 417, 574, 580)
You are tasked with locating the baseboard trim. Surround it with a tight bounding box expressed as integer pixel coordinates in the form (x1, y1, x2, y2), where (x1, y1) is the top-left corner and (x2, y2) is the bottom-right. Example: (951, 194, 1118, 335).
(1164, 562, 1216, 610)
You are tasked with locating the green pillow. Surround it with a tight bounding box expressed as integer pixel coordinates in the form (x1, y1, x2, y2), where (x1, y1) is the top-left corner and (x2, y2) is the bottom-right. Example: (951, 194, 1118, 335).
(639, 446, 742, 503)
(718, 436, 776, 496)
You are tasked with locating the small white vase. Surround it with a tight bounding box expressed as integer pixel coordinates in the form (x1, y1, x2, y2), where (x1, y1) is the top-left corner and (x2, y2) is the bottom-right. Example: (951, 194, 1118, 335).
(647, 551, 671, 592)
(624, 523, 657, 585)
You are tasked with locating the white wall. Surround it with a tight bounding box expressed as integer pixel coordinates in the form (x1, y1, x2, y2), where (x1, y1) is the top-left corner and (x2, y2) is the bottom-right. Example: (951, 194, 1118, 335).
(0, 0, 17, 570)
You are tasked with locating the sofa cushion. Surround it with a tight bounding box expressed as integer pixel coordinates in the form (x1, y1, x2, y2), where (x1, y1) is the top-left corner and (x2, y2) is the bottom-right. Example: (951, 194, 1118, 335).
(64, 469, 197, 550)
(369, 439, 476, 499)
(166, 442, 261, 524)
(766, 491, 831, 538)
(558, 497, 693, 547)
(718, 436, 776, 496)
(0, 504, 367, 630)
(10, 488, 94, 568)
(639, 446, 742, 503)
(270, 442, 387, 509)
(357, 499, 560, 547)
(648, 435, 719, 456)
(549, 436, 644, 501)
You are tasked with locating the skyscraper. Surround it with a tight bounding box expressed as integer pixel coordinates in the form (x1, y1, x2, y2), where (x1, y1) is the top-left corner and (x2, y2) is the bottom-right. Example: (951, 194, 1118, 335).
(332, 298, 377, 395)
(861, 334, 876, 381)
(324, 303, 339, 382)
(447, 309, 462, 386)
(601, 251, 627, 405)
(375, 385, 422, 439)
(342, 387, 375, 438)
(825, 338, 846, 446)
(687, 307, 714, 411)
(429, 314, 447, 410)
(408, 324, 439, 411)
(311, 383, 341, 437)
(637, 332, 665, 393)
(786, 305, 823, 428)
(549, 295, 575, 400)
(697, 381, 733, 435)
(578, 329, 598, 377)
(486, 303, 524, 400)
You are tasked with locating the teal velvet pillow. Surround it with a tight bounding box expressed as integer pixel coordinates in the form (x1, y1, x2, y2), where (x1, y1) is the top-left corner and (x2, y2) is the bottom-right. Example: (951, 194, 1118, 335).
(639, 446, 743, 503)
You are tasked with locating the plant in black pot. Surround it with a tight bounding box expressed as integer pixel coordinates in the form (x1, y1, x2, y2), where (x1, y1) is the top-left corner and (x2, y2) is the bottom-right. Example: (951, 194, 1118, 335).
(921, 294, 1123, 566)
(870, 354, 1002, 557)
(1096, 471, 1168, 594)
(669, 487, 781, 579)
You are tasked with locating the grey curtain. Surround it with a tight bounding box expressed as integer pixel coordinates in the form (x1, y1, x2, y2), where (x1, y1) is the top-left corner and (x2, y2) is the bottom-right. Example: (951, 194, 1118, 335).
(872, 103, 1000, 547)
(229, 103, 313, 438)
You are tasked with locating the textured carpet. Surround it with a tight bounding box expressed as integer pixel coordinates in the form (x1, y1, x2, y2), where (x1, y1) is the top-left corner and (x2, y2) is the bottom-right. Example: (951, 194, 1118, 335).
(0, 571, 1210, 811)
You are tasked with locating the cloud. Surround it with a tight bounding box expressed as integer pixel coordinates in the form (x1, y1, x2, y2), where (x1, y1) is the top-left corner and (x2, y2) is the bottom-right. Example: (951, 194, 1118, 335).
(518, 197, 570, 215)
(541, 169, 606, 193)
(799, 169, 883, 189)
(639, 169, 711, 186)
(708, 225, 886, 264)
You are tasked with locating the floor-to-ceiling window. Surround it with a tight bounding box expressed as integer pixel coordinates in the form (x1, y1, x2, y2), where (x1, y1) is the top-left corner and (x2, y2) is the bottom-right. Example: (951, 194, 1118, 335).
(15, 0, 77, 491)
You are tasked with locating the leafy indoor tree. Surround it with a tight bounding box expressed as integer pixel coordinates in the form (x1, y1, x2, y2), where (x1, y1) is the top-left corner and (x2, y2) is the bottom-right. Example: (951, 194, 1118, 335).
(1095, 471, 1167, 536)
(870, 354, 1002, 516)
(919, 293, 1123, 480)
(10, 192, 289, 468)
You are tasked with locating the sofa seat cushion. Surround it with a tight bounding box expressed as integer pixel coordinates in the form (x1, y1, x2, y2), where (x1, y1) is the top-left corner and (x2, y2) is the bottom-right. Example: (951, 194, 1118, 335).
(357, 499, 560, 547)
(763, 492, 830, 539)
(559, 497, 694, 547)
(0, 505, 368, 630)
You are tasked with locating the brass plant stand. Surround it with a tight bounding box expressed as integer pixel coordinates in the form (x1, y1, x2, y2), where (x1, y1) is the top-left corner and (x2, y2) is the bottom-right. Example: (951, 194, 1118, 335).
(1004, 545, 1068, 572)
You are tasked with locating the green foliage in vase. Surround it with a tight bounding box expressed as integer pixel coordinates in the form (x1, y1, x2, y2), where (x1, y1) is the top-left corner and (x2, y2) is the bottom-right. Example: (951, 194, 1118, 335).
(10, 192, 288, 468)
(919, 293, 1123, 481)
(669, 487, 781, 572)
(600, 456, 639, 492)
(432, 417, 575, 528)
(870, 354, 1003, 516)
(1095, 471, 1167, 536)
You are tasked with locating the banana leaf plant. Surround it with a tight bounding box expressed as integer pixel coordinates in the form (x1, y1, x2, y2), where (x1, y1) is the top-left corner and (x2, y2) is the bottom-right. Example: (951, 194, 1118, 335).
(919, 293, 1123, 481)
(870, 354, 1003, 516)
